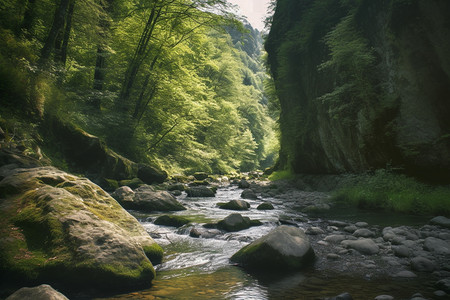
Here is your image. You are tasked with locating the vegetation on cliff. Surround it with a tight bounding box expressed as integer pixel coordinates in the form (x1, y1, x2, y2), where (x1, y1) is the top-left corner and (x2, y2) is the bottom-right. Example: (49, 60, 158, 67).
(265, 0, 450, 182)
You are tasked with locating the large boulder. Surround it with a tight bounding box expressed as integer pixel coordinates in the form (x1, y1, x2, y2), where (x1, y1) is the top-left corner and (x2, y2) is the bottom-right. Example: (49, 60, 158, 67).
(0, 166, 163, 293)
(231, 225, 315, 270)
(6, 284, 68, 300)
(117, 185, 186, 212)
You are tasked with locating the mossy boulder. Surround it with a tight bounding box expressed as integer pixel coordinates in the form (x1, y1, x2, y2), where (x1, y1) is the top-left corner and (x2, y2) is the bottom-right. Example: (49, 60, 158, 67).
(0, 166, 163, 293)
(154, 215, 190, 228)
(119, 178, 144, 189)
(241, 189, 258, 200)
(193, 172, 209, 180)
(231, 225, 315, 271)
(186, 186, 216, 197)
(218, 200, 250, 211)
(118, 185, 186, 212)
(137, 164, 167, 185)
(257, 202, 275, 210)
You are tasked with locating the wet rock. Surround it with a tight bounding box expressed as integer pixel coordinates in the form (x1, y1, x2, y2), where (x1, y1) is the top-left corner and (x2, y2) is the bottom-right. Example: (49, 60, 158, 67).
(302, 203, 330, 214)
(306, 227, 325, 235)
(167, 183, 185, 191)
(433, 290, 447, 298)
(238, 179, 250, 189)
(344, 225, 357, 233)
(325, 235, 350, 244)
(257, 202, 274, 210)
(411, 256, 436, 272)
(0, 167, 163, 291)
(193, 172, 209, 180)
(392, 270, 417, 278)
(353, 228, 376, 238)
(170, 190, 182, 196)
(341, 239, 379, 255)
(326, 292, 353, 300)
(392, 245, 412, 258)
(355, 222, 369, 228)
(6, 284, 68, 300)
(189, 228, 201, 238)
(327, 253, 340, 260)
(430, 216, 450, 229)
(436, 278, 450, 293)
(154, 215, 190, 228)
(374, 295, 394, 300)
(218, 200, 250, 211)
(410, 293, 427, 300)
(424, 237, 450, 254)
(128, 186, 186, 212)
(231, 225, 315, 271)
(329, 220, 348, 227)
(186, 186, 216, 197)
(241, 189, 258, 200)
(218, 213, 252, 232)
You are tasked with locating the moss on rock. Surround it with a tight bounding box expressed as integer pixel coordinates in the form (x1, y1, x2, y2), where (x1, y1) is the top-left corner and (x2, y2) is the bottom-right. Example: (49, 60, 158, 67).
(0, 166, 162, 294)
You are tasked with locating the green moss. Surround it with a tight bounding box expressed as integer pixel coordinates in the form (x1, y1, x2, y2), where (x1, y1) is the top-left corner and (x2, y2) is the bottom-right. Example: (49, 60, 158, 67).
(143, 243, 164, 265)
(119, 178, 144, 189)
(331, 170, 450, 216)
(269, 169, 295, 181)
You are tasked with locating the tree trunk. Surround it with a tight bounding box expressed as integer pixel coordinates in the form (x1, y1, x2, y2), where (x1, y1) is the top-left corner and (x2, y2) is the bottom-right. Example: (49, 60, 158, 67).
(40, 0, 71, 63)
(19, 0, 37, 37)
(118, 0, 162, 108)
(59, 0, 75, 66)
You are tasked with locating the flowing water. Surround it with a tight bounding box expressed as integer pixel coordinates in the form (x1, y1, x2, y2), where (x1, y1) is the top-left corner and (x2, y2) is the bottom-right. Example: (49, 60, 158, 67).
(97, 184, 437, 300)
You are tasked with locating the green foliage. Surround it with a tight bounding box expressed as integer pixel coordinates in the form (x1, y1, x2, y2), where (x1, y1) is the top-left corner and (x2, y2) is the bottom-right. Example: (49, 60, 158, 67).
(268, 169, 295, 181)
(332, 170, 450, 216)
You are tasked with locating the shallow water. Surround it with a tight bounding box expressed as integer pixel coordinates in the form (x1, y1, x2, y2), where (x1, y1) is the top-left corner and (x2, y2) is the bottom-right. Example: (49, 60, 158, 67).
(96, 184, 436, 300)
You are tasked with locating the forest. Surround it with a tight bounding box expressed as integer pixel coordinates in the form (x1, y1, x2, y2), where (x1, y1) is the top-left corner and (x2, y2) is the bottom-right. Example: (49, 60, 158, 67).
(0, 0, 278, 178)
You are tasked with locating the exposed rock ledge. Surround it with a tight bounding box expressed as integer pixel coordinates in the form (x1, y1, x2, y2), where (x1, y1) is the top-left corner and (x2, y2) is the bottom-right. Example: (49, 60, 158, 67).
(0, 165, 163, 294)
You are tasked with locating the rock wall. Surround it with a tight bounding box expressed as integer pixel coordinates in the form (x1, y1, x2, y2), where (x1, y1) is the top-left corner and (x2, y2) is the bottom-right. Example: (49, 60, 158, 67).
(266, 0, 450, 181)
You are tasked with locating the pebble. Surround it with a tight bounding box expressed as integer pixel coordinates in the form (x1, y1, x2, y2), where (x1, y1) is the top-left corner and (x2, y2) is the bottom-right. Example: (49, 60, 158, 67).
(411, 256, 436, 272)
(392, 270, 417, 278)
(306, 226, 325, 235)
(325, 235, 348, 243)
(355, 222, 369, 228)
(353, 228, 375, 238)
(433, 290, 447, 298)
(424, 237, 450, 255)
(392, 245, 412, 258)
(374, 295, 394, 300)
(344, 225, 357, 233)
(327, 253, 340, 260)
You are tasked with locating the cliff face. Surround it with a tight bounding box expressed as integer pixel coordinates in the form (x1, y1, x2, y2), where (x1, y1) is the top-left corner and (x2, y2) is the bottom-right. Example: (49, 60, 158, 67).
(266, 0, 450, 181)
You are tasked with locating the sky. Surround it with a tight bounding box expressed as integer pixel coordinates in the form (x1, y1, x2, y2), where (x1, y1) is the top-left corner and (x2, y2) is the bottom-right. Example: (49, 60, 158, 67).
(227, 0, 272, 31)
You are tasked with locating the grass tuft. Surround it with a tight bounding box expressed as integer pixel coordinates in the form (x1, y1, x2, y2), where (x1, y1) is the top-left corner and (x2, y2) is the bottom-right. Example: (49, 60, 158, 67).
(331, 169, 450, 216)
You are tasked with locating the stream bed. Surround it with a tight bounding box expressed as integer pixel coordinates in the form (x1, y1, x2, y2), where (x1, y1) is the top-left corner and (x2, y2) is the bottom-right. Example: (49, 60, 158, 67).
(97, 183, 449, 299)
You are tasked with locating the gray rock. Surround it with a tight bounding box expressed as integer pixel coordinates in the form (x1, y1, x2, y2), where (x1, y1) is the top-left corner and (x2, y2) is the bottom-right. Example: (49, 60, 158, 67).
(341, 239, 379, 255)
(327, 292, 353, 300)
(436, 278, 450, 293)
(193, 172, 209, 180)
(430, 216, 450, 228)
(137, 164, 167, 184)
(424, 237, 450, 254)
(238, 179, 250, 189)
(325, 235, 348, 243)
(327, 253, 340, 260)
(154, 215, 190, 228)
(6, 284, 69, 300)
(241, 189, 258, 200)
(411, 256, 436, 272)
(218, 200, 250, 211)
(302, 203, 330, 214)
(355, 222, 369, 228)
(433, 290, 447, 298)
(306, 227, 325, 235)
(111, 185, 135, 203)
(344, 225, 358, 233)
(393, 245, 412, 258)
(374, 295, 394, 300)
(329, 220, 348, 227)
(353, 228, 376, 238)
(231, 225, 315, 271)
(392, 270, 417, 278)
(130, 186, 186, 212)
(186, 186, 216, 197)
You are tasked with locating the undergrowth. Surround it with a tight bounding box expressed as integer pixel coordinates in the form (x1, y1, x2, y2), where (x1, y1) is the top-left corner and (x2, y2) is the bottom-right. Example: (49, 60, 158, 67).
(331, 169, 450, 216)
